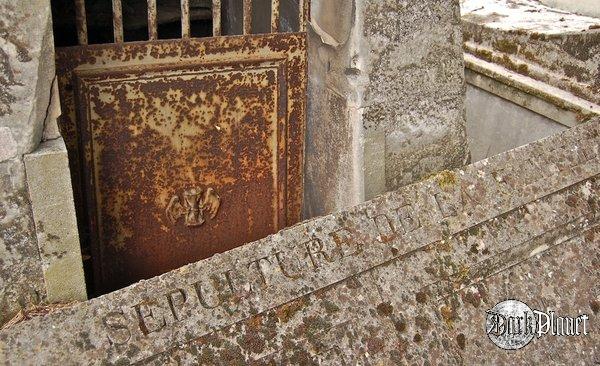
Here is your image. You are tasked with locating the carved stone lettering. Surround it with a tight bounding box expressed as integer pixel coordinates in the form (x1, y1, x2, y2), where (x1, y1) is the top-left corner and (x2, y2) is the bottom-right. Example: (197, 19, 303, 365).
(433, 192, 458, 219)
(460, 182, 482, 207)
(246, 256, 272, 290)
(191, 273, 233, 310)
(329, 227, 363, 258)
(166, 289, 188, 321)
(396, 204, 421, 233)
(367, 211, 398, 242)
(102, 310, 132, 346)
(133, 302, 167, 336)
(273, 251, 303, 280)
(304, 238, 336, 270)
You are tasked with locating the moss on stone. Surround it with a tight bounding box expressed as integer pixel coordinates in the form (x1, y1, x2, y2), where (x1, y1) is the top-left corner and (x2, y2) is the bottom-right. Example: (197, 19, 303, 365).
(436, 170, 458, 189)
(493, 39, 519, 55)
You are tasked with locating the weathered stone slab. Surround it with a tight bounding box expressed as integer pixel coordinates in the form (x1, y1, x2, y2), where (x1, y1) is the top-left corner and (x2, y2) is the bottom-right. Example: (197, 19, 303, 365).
(1, 119, 599, 364)
(0, 0, 66, 325)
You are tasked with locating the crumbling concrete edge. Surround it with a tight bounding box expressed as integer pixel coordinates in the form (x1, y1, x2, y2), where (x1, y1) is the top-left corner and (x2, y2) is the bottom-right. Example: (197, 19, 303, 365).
(464, 53, 600, 127)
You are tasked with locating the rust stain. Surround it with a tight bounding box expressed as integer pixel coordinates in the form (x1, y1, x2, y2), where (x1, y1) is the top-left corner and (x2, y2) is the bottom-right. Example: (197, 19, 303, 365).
(271, 0, 280, 33)
(56, 33, 307, 294)
(299, 0, 310, 33)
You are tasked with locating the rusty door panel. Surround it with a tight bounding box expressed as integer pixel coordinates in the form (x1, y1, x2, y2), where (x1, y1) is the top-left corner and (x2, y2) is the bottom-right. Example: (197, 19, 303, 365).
(56, 33, 306, 293)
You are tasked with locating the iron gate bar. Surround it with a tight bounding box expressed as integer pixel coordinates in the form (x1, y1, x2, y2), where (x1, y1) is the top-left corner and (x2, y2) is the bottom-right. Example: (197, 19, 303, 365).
(147, 0, 158, 40)
(212, 0, 222, 36)
(75, 0, 87, 45)
(73, 0, 309, 44)
(112, 0, 124, 43)
(181, 0, 190, 38)
(271, 0, 280, 33)
(299, 0, 309, 32)
(243, 0, 252, 35)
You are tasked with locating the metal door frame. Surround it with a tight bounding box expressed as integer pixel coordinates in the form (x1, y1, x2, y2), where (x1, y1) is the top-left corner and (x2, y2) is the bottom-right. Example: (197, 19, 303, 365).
(56, 0, 309, 294)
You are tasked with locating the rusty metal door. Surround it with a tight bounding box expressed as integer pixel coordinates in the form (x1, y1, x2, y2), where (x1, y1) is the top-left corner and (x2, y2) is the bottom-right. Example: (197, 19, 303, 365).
(56, 0, 308, 294)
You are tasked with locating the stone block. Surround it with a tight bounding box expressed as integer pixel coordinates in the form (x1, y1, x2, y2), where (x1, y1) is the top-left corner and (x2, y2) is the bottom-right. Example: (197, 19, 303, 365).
(1, 117, 598, 364)
(23, 138, 86, 304)
(42, 77, 61, 142)
(0, 0, 61, 327)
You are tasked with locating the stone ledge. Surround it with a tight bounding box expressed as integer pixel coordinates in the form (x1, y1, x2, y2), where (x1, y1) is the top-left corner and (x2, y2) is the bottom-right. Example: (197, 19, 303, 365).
(461, 0, 600, 106)
(464, 53, 600, 127)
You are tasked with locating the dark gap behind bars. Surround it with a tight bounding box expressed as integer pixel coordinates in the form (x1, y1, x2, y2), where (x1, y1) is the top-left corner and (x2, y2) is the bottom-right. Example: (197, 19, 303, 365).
(51, 0, 215, 47)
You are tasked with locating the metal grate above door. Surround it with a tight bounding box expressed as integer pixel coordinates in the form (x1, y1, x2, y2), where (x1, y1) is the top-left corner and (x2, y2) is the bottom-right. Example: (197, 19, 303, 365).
(69, 0, 309, 45)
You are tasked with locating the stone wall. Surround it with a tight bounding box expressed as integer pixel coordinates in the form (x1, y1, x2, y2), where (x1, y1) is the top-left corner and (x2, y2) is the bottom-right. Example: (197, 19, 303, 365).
(539, 0, 600, 19)
(1, 118, 598, 364)
(0, 0, 54, 325)
(304, 0, 469, 218)
(466, 85, 566, 161)
(0, 0, 85, 326)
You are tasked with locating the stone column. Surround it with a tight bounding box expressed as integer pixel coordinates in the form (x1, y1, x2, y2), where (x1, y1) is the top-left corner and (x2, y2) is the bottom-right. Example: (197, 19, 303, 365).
(304, 0, 469, 218)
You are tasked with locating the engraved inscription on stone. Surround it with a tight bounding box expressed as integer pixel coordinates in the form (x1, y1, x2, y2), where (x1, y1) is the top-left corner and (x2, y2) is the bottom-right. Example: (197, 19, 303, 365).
(1, 120, 599, 365)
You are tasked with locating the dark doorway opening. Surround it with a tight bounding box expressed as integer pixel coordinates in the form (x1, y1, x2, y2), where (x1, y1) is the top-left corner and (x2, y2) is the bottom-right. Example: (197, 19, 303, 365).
(51, 0, 214, 47)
